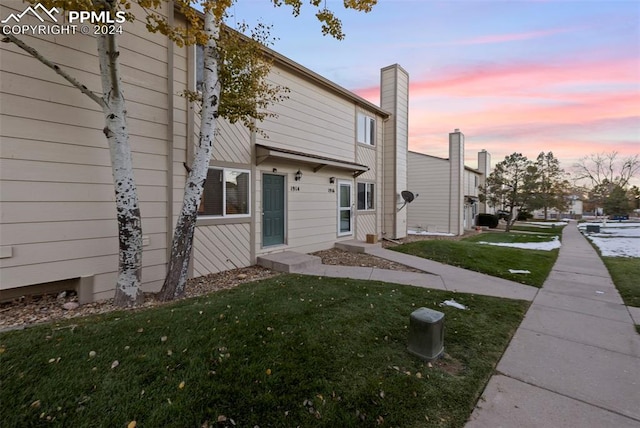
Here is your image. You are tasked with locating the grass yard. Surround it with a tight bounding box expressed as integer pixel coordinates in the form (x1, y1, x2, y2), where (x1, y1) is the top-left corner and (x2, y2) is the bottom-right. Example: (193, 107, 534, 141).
(601, 257, 640, 308)
(393, 232, 561, 287)
(0, 275, 528, 428)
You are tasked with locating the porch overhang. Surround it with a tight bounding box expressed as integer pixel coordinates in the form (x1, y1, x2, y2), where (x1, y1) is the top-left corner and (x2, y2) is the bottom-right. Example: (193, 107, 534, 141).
(255, 144, 369, 177)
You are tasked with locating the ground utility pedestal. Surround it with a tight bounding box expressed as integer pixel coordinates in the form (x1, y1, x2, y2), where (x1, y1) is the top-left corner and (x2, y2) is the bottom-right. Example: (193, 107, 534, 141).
(407, 307, 444, 361)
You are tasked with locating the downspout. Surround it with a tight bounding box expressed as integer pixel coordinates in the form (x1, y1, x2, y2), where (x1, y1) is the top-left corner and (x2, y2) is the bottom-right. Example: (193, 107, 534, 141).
(381, 116, 390, 238)
(166, 3, 175, 263)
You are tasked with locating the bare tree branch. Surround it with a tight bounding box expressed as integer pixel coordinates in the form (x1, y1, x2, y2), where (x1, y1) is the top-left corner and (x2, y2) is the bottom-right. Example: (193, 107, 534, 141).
(2, 32, 105, 108)
(573, 151, 639, 189)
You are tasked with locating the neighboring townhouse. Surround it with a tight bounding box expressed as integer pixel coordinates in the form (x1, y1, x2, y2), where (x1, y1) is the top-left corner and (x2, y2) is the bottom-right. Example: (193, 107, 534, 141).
(0, 3, 409, 302)
(407, 130, 490, 235)
(532, 196, 583, 220)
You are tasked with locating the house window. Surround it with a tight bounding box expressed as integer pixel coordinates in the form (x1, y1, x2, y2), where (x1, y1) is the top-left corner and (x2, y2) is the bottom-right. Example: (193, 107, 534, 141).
(357, 113, 375, 145)
(357, 182, 375, 210)
(199, 167, 250, 217)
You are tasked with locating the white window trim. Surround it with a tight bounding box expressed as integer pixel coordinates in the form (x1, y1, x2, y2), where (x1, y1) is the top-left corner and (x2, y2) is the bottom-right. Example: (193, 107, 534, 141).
(357, 113, 375, 146)
(198, 167, 251, 219)
(337, 180, 353, 237)
(357, 182, 375, 211)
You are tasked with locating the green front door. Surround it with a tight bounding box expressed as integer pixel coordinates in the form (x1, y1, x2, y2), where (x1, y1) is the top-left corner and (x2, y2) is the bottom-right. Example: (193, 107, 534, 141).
(263, 174, 285, 247)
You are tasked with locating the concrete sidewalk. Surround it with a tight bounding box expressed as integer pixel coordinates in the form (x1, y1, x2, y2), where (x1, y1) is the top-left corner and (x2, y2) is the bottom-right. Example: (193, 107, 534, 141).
(259, 242, 538, 301)
(466, 222, 640, 427)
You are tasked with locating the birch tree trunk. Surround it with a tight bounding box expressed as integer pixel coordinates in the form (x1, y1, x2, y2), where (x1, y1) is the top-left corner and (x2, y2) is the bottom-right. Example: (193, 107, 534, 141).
(158, 12, 221, 301)
(97, 33, 143, 306)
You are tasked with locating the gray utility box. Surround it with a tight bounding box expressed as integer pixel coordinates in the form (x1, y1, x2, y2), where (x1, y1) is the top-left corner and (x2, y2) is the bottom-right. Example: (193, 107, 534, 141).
(586, 225, 600, 233)
(407, 307, 444, 361)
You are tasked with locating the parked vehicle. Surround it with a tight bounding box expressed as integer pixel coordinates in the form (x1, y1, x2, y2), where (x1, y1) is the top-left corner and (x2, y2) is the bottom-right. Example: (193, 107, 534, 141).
(496, 210, 510, 221)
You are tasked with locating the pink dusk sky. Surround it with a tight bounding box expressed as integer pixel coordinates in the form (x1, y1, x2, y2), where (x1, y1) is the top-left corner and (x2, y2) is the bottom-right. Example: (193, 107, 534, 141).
(230, 0, 639, 178)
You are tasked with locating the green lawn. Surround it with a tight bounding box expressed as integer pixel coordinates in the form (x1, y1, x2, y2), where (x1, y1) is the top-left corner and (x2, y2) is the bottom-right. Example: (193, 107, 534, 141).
(601, 257, 640, 308)
(393, 232, 561, 287)
(0, 275, 528, 428)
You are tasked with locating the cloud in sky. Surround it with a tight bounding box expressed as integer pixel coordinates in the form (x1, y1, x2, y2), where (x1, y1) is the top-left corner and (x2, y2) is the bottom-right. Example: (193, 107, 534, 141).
(230, 0, 639, 179)
(428, 26, 581, 46)
(354, 53, 639, 169)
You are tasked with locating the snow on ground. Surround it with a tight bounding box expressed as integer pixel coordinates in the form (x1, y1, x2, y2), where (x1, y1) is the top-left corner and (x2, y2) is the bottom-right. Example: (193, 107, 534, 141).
(408, 230, 455, 237)
(477, 236, 561, 251)
(578, 222, 640, 258)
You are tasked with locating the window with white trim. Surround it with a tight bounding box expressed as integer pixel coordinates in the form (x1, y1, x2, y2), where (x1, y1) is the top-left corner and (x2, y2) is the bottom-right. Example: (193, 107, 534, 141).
(357, 113, 375, 145)
(357, 182, 375, 210)
(198, 167, 250, 217)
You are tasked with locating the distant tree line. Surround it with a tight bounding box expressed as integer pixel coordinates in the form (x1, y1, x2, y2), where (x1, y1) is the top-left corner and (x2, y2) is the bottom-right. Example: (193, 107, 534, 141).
(479, 151, 639, 231)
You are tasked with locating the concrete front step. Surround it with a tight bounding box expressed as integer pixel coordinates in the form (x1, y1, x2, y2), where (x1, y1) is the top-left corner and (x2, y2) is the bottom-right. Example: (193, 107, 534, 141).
(335, 239, 381, 253)
(257, 251, 322, 273)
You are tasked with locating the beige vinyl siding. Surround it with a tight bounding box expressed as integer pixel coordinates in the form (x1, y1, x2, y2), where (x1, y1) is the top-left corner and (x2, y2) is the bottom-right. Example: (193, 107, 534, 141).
(356, 213, 376, 241)
(356, 135, 379, 240)
(212, 120, 252, 165)
(256, 67, 355, 162)
(0, 3, 171, 296)
(407, 152, 450, 233)
(252, 62, 382, 257)
(380, 65, 409, 239)
(356, 130, 377, 180)
(464, 169, 480, 197)
(193, 224, 251, 276)
(171, 37, 189, 229)
(189, 91, 252, 275)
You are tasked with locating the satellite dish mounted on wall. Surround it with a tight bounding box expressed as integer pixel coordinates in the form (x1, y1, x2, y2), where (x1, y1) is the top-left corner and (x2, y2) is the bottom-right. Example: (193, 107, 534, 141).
(398, 190, 418, 212)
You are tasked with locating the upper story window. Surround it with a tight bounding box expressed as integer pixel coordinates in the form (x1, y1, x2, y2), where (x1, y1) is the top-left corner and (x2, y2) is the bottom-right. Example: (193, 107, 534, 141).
(357, 113, 375, 146)
(198, 167, 250, 217)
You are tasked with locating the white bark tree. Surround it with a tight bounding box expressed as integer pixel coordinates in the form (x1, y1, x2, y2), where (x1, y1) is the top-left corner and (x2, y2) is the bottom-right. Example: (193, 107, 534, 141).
(3, 3, 143, 307)
(157, 10, 221, 300)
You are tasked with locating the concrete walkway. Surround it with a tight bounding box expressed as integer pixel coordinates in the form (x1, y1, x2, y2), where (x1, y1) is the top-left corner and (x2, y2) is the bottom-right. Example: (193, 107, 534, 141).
(467, 222, 640, 427)
(258, 242, 538, 301)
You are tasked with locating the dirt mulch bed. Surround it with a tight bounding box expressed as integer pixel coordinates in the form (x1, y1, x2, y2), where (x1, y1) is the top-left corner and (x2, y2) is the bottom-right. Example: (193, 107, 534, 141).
(0, 266, 277, 332)
(312, 248, 423, 272)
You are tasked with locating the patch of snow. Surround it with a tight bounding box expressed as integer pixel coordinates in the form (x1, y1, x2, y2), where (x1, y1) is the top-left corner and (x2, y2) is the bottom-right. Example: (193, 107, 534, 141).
(509, 269, 531, 274)
(408, 230, 455, 237)
(579, 224, 640, 258)
(586, 236, 640, 258)
(477, 236, 561, 251)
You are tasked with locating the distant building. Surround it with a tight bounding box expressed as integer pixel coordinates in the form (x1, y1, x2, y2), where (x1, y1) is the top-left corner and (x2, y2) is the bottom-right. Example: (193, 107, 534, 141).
(407, 130, 490, 235)
(532, 196, 583, 220)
